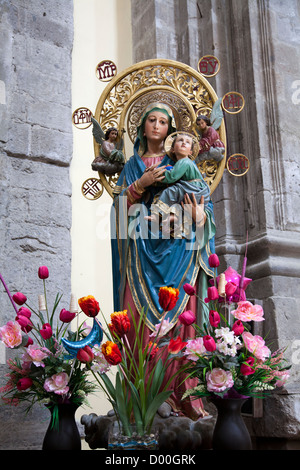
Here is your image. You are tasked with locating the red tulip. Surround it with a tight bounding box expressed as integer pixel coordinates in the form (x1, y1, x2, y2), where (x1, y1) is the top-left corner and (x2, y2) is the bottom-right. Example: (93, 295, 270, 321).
(78, 295, 100, 318)
(208, 254, 220, 268)
(183, 283, 196, 296)
(77, 345, 94, 363)
(158, 286, 179, 311)
(178, 310, 196, 326)
(232, 320, 244, 336)
(203, 335, 216, 352)
(109, 310, 130, 338)
(168, 336, 187, 354)
(59, 308, 76, 323)
(101, 341, 122, 365)
(240, 357, 256, 376)
(144, 342, 159, 360)
(40, 323, 52, 340)
(38, 266, 49, 279)
(209, 310, 221, 327)
(13, 292, 27, 306)
(17, 377, 33, 391)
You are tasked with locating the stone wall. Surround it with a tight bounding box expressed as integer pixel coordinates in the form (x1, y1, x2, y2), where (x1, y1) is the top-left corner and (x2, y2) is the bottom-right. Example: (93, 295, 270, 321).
(131, 0, 300, 448)
(0, 0, 73, 449)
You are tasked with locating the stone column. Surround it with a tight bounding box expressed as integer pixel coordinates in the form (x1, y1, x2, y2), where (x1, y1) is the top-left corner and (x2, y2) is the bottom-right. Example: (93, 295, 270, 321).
(0, 0, 73, 449)
(131, 0, 300, 447)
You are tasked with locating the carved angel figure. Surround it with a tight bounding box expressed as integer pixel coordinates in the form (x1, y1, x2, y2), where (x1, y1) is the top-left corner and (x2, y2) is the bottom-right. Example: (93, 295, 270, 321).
(91, 117, 125, 175)
(195, 97, 225, 163)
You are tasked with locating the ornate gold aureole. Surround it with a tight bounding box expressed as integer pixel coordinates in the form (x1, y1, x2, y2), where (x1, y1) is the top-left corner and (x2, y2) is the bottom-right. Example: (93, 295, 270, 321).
(93, 59, 227, 197)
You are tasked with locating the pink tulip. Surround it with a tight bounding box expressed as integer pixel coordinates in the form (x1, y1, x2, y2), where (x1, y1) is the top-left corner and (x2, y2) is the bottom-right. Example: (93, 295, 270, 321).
(40, 323, 52, 340)
(225, 281, 237, 297)
(16, 315, 33, 333)
(240, 357, 256, 376)
(209, 310, 221, 327)
(178, 310, 196, 326)
(38, 266, 49, 279)
(17, 377, 33, 391)
(232, 320, 244, 336)
(208, 254, 220, 268)
(59, 308, 76, 323)
(12, 292, 27, 306)
(24, 337, 33, 347)
(77, 345, 94, 363)
(17, 307, 31, 318)
(203, 335, 216, 352)
(183, 283, 196, 296)
(205, 286, 219, 303)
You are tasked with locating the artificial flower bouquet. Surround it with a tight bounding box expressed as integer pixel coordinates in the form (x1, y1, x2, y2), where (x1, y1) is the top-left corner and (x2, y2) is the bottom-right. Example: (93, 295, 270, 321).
(0, 268, 97, 421)
(84, 286, 189, 438)
(181, 254, 291, 402)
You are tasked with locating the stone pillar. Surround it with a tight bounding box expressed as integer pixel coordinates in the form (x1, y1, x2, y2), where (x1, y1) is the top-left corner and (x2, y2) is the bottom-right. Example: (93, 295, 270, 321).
(0, 0, 73, 449)
(131, 0, 300, 447)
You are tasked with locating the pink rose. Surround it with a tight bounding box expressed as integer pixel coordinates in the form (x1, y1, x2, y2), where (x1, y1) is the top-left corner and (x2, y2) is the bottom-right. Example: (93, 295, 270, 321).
(203, 335, 216, 352)
(206, 368, 234, 393)
(21, 344, 50, 367)
(242, 332, 271, 361)
(232, 301, 264, 322)
(178, 310, 196, 326)
(183, 283, 196, 296)
(44, 372, 69, 395)
(183, 337, 206, 361)
(12, 292, 27, 306)
(275, 371, 289, 388)
(0, 321, 22, 348)
(38, 266, 49, 279)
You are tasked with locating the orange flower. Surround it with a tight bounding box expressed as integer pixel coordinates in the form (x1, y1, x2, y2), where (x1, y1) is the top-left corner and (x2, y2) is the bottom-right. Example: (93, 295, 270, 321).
(101, 341, 122, 365)
(168, 337, 187, 354)
(78, 295, 100, 318)
(144, 341, 159, 360)
(158, 286, 179, 311)
(109, 310, 130, 338)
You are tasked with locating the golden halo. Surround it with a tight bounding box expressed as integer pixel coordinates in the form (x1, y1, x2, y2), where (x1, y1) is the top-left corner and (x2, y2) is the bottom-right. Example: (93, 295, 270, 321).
(164, 131, 200, 161)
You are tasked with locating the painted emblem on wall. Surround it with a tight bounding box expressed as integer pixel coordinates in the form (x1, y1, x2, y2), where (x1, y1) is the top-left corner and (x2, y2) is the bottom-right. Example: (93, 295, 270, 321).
(198, 55, 220, 77)
(226, 154, 250, 176)
(222, 92, 245, 114)
(96, 60, 117, 82)
(72, 107, 93, 129)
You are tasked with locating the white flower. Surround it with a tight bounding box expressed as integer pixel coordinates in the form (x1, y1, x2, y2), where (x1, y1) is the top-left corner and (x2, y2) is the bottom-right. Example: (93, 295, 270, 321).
(91, 345, 110, 374)
(215, 327, 235, 345)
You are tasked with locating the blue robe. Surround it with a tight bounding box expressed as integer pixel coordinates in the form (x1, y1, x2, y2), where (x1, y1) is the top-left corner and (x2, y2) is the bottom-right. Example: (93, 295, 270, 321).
(111, 139, 216, 331)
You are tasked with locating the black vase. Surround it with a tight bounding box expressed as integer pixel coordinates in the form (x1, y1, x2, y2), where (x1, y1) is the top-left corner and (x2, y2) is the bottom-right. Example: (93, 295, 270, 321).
(42, 403, 81, 450)
(211, 398, 252, 450)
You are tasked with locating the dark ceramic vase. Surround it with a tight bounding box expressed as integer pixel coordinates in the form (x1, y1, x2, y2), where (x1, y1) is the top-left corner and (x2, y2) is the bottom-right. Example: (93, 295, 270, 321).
(42, 403, 81, 451)
(211, 398, 252, 450)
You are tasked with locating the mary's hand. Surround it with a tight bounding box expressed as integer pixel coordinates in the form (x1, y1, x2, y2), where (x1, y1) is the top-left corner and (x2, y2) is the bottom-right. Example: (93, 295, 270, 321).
(138, 163, 166, 189)
(181, 193, 207, 227)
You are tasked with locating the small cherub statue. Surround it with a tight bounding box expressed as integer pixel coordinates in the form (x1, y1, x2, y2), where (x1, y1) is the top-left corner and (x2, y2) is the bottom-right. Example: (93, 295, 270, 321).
(195, 97, 225, 163)
(91, 117, 125, 175)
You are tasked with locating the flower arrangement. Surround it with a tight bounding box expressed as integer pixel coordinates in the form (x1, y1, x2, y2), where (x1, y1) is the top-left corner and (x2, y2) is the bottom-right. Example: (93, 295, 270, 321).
(81, 286, 188, 438)
(0, 268, 97, 424)
(181, 254, 291, 402)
